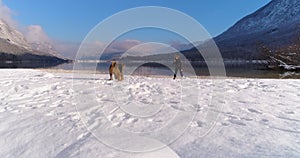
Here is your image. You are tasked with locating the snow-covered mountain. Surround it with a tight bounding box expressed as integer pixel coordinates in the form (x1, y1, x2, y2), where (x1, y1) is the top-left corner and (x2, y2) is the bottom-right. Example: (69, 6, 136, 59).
(0, 19, 68, 67)
(214, 0, 300, 59)
(218, 0, 300, 40)
(0, 19, 31, 50)
(29, 41, 62, 58)
(0, 18, 63, 57)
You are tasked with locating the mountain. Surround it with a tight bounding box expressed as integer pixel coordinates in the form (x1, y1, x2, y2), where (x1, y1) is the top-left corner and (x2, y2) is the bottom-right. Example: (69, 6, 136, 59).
(131, 0, 300, 71)
(29, 41, 62, 58)
(214, 0, 300, 59)
(0, 19, 69, 68)
(0, 20, 31, 50)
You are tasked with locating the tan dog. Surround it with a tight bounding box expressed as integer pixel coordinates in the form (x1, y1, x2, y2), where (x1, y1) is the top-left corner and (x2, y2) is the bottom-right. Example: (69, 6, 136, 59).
(109, 61, 124, 81)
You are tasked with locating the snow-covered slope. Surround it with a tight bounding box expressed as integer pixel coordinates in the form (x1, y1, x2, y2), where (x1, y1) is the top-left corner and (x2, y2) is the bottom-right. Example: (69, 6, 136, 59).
(217, 0, 300, 40)
(0, 19, 68, 66)
(0, 19, 31, 50)
(29, 41, 62, 57)
(0, 18, 63, 58)
(214, 0, 300, 59)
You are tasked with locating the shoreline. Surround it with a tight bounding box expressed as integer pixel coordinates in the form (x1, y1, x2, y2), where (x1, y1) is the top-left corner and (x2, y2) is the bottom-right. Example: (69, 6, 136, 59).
(36, 68, 243, 79)
(35, 68, 300, 80)
(1, 67, 299, 79)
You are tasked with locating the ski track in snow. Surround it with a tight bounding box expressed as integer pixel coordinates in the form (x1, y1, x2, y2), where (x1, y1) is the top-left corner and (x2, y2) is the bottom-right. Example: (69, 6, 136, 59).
(0, 69, 299, 158)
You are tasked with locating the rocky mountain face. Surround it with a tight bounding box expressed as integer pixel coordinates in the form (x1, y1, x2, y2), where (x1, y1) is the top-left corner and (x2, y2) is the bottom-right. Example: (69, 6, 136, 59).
(0, 19, 68, 67)
(215, 0, 300, 59)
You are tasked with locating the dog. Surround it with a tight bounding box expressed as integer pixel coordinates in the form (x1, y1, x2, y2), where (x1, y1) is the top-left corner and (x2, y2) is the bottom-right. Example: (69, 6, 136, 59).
(109, 61, 124, 81)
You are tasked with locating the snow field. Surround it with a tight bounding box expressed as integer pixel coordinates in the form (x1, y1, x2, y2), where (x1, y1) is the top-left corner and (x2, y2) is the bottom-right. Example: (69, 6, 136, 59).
(0, 69, 299, 158)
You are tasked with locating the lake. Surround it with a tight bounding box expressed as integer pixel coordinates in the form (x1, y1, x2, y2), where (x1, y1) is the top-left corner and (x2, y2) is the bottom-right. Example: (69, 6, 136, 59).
(49, 61, 300, 79)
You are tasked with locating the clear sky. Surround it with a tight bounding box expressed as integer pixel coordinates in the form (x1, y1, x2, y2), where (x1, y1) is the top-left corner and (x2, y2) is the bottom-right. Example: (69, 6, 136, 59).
(3, 0, 271, 43)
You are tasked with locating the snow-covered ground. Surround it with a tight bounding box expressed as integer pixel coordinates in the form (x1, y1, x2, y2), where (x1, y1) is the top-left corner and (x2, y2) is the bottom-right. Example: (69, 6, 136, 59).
(0, 69, 299, 158)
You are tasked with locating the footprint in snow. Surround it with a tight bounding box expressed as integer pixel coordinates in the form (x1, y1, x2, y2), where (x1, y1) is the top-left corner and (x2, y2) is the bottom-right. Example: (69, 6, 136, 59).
(248, 108, 262, 114)
(238, 83, 249, 89)
(0, 107, 6, 112)
(241, 117, 253, 121)
(50, 103, 63, 108)
(227, 89, 236, 93)
(225, 116, 246, 126)
(190, 121, 204, 128)
(126, 117, 138, 124)
(107, 114, 117, 121)
(4, 106, 13, 111)
(285, 111, 295, 115)
(228, 119, 246, 126)
(77, 132, 91, 140)
(1, 81, 13, 86)
(171, 105, 185, 111)
(45, 110, 56, 116)
(10, 109, 22, 114)
(221, 122, 230, 126)
(260, 119, 269, 125)
(112, 122, 122, 127)
(238, 100, 248, 104)
(192, 104, 203, 111)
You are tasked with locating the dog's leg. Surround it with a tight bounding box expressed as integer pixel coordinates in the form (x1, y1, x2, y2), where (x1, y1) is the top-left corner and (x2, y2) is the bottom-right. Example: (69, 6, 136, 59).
(109, 73, 113, 80)
(120, 64, 124, 81)
(117, 73, 121, 81)
(113, 72, 117, 80)
(121, 73, 124, 81)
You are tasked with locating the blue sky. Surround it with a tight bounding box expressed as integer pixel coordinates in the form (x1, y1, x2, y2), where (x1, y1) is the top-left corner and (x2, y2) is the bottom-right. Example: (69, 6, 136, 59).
(3, 0, 271, 43)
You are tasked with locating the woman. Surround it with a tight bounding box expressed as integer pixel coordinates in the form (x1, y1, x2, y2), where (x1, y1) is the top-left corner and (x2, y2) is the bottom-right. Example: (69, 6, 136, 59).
(173, 54, 183, 80)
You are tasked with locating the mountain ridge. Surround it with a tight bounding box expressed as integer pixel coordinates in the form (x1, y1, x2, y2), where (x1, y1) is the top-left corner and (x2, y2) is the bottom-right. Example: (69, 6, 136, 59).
(216, 0, 300, 41)
(214, 0, 300, 60)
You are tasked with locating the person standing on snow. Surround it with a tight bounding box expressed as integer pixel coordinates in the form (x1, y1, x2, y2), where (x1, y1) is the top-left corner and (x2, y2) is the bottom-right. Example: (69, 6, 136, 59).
(173, 54, 183, 80)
